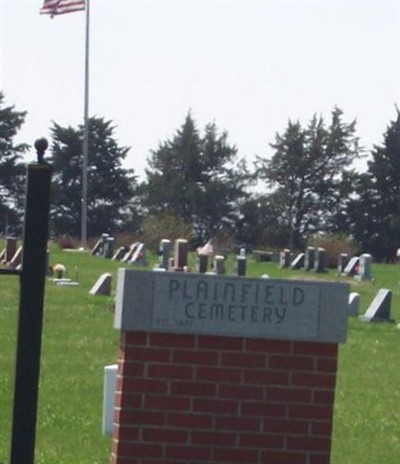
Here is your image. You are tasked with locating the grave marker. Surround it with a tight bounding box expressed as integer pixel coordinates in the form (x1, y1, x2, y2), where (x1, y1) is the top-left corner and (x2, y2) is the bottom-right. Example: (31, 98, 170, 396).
(279, 248, 291, 268)
(89, 273, 112, 296)
(173, 239, 188, 271)
(290, 252, 304, 270)
(348, 292, 360, 316)
(359, 288, 393, 322)
(304, 246, 315, 270)
(314, 247, 327, 272)
(158, 239, 171, 270)
(354, 253, 372, 281)
(5, 237, 17, 263)
(343, 256, 359, 277)
(337, 253, 349, 274)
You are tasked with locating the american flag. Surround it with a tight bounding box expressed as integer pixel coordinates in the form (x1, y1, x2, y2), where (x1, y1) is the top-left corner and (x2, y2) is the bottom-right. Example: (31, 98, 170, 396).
(40, 0, 85, 17)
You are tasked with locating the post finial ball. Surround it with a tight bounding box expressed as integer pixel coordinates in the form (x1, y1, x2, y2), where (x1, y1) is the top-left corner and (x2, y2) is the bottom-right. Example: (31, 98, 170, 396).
(34, 138, 49, 164)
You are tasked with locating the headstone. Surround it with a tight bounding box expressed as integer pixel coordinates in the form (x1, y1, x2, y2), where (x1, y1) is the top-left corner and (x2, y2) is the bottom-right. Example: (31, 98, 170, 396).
(158, 239, 171, 270)
(348, 292, 360, 316)
(343, 256, 359, 277)
(290, 253, 304, 270)
(253, 250, 273, 262)
(235, 255, 247, 276)
(104, 237, 115, 259)
(314, 247, 327, 273)
(279, 249, 291, 268)
(197, 239, 214, 256)
(89, 273, 112, 296)
(53, 263, 67, 279)
(196, 253, 208, 274)
(304, 247, 315, 271)
(213, 255, 226, 275)
(102, 364, 118, 436)
(359, 288, 393, 322)
(0, 247, 5, 262)
(337, 253, 349, 274)
(9, 246, 22, 269)
(130, 243, 146, 265)
(112, 246, 127, 261)
(91, 233, 109, 256)
(354, 253, 372, 281)
(174, 239, 188, 271)
(5, 237, 17, 263)
(122, 242, 139, 263)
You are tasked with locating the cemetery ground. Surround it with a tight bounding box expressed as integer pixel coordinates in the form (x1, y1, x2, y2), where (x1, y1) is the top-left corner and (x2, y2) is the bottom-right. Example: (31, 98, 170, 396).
(0, 243, 399, 464)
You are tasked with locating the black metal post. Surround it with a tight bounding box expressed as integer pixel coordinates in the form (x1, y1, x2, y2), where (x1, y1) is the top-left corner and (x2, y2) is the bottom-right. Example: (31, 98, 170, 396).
(10, 139, 52, 464)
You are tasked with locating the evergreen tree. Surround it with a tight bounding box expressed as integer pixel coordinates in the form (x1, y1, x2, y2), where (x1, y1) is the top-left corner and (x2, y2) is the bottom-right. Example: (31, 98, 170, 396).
(50, 117, 138, 237)
(142, 112, 249, 242)
(0, 92, 29, 234)
(256, 107, 360, 249)
(349, 107, 400, 261)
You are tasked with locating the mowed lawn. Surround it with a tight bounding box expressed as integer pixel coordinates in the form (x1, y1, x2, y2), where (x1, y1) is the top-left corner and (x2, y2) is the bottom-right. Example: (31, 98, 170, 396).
(0, 244, 399, 464)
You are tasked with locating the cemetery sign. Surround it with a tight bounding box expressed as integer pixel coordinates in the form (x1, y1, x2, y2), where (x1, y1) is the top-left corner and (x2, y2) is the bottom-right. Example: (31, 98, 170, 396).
(115, 270, 349, 343)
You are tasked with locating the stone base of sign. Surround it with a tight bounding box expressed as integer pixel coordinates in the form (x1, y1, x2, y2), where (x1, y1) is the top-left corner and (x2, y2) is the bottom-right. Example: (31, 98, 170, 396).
(110, 331, 339, 464)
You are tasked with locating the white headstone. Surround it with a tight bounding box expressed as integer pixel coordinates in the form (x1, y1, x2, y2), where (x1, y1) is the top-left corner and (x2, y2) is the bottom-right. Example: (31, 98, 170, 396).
(359, 288, 393, 322)
(348, 292, 360, 316)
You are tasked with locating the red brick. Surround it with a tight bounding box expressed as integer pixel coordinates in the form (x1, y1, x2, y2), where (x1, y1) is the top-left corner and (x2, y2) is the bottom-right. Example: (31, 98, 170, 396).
(289, 404, 333, 421)
(239, 432, 284, 448)
(221, 351, 267, 368)
(313, 389, 336, 405)
(245, 338, 292, 353)
(123, 331, 148, 347)
(263, 418, 309, 434)
(293, 341, 338, 357)
(311, 421, 333, 436)
(149, 332, 196, 348)
(196, 366, 242, 382)
(309, 452, 332, 464)
(143, 428, 188, 443)
(261, 450, 307, 463)
(116, 392, 142, 409)
(291, 372, 336, 389)
(120, 361, 145, 377)
(213, 447, 259, 462)
(241, 401, 286, 418)
(147, 363, 194, 380)
(114, 441, 163, 458)
(215, 416, 261, 432)
(191, 430, 237, 446)
(269, 354, 315, 371)
(123, 346, 170, 363)
(316, 357, 338, 373)
(193, 398, 238, 415)
(244, 369, 290, 385)
(267, 386, 312, 403)
(144, 395, 191, 411)
(173, 349, 219, 365)
(165, 445, 211, 460)
(167, 412, 213, 429)
(121, 378, 168, 394)
(113, 425, 140, 441)
(287, 436, 331, 452)
(218, 383, 264, 401)
(117, 408, 165, 426)
(198, 334, 244, 350)
(170, 380, 217, 397)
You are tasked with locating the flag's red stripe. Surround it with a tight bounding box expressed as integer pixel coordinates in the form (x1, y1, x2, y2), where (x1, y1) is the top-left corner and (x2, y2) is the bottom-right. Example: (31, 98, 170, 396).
(40, 0, 85, 16)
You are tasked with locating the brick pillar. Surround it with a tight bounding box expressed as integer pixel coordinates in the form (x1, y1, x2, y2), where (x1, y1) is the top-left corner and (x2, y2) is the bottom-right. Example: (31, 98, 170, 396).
(111, 331, 338, 464)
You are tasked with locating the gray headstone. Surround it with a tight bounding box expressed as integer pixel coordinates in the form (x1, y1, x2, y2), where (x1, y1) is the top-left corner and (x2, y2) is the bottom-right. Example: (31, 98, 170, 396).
(174, 239, 188, 270)
(196, 254, 208, 274)
(348, 292, 360, 316)
(90, 273, 112, 296)
(359, 288, 393, 322)
(235, 255, 247, 276)
(112, 246, 127, 261)
(159, 239, 171, 270)
(9, 246, 22, 269)
(5, 237, 17, 262)
(314, 247, 327, 273)
(354, 253, 372, 281)
(279, 249, 291, 268)
(122, 242, 139, 263)
(290, 253, 305, 270)
(337, 253, 349, 274)
(343, 256, 359, 277)
(213, 255, 226, 275)
(130, 243, 146, 264)
(104, 237, 115, 259)
(304, 247, 315, 271)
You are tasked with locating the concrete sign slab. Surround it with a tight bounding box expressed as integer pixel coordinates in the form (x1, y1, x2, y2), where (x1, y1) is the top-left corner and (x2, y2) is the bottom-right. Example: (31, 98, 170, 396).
(115, 270, 349, 343)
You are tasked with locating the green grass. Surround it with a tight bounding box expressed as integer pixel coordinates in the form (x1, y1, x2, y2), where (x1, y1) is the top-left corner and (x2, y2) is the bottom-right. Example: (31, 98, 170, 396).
(1, 245, 399, 463)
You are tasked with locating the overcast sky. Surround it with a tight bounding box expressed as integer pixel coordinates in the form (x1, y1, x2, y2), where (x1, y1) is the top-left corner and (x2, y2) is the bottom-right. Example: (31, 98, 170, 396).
(1, 0, 399, 179)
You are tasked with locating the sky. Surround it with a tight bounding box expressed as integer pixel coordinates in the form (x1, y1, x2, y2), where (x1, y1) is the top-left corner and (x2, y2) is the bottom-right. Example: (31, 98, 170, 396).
(1, 0, 399, 180)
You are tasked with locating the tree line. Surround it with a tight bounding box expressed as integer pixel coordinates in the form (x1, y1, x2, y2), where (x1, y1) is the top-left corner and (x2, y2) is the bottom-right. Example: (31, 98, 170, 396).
(1, 91, 399, 261)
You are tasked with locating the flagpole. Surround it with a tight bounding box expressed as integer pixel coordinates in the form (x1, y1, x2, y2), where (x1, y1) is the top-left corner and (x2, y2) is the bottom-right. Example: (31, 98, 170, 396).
(81, 0, 90, 249)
